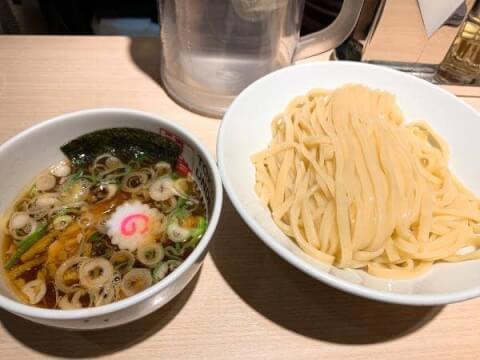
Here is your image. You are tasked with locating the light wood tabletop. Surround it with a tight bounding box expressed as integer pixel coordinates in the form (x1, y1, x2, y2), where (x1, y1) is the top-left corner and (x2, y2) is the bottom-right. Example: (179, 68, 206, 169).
(0, 35, 479, 360)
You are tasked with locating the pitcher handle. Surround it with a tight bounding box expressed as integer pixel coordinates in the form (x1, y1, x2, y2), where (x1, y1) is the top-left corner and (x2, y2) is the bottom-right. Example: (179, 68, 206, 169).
(294, 0, 364, 60)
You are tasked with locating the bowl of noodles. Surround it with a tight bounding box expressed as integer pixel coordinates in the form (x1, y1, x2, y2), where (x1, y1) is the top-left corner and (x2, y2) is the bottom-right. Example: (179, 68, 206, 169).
(0, 108, 222, 329)
(218, 61, 480, 305)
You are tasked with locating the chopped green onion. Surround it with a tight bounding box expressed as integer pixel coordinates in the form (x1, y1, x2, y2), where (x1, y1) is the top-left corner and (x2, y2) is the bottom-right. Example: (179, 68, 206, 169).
(191, 217, 207, 239)
(174, 198, 189, 217)
(176, 208, 190, 219)
(133, 152, 152, 164)
(152, 262, 169, 282)
(103, 247, 113, 259)
(29, 185, 38, 197)
(174, 242, 182, 252)
(183, 217, 207, 249)
(52, 207, 78, 218)
(61, 170, 83, 192)
(170, 171, 181, 180)
(4, 224, 48, 269)
(167, 220, 191, 242)
(176, 197, 187, 208)
(89, 232, 101, 243)
(164, 246, 182, 261)
(79, 174, 98, 184)
(169, 197, 190, 221)
(166, 259, 182, 272)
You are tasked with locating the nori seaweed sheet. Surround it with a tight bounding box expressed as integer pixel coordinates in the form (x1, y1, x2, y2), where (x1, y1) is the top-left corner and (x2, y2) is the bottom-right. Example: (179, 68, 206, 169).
(60, 128, 182, 168)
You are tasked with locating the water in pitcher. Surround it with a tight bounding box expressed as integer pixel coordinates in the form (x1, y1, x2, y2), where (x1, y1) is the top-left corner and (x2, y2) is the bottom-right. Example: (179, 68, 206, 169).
(159, 0, 304, 116)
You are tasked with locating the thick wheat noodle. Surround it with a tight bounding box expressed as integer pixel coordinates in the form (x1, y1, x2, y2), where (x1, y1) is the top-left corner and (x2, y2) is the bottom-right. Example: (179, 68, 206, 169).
(252, 84, 480, 279)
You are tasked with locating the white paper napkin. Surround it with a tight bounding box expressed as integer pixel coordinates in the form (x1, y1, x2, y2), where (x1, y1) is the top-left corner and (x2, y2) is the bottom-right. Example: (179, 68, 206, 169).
(418, 0, 466, 37)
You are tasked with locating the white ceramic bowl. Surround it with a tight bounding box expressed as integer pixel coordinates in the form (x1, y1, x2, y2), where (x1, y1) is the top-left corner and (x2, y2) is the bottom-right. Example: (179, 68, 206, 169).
(218, 61, 480, 306)
(0, 109, 222, 329)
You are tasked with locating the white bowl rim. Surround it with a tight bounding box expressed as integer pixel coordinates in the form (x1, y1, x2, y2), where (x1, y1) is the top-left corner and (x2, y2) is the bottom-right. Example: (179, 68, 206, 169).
(0, 107, 223, 319)
(218, 61, 480, 306)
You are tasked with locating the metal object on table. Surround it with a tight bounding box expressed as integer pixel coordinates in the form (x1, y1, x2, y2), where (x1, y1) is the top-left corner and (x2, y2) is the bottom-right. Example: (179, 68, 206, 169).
(337, 0, 480, 87)
(366, 61, 438, 82)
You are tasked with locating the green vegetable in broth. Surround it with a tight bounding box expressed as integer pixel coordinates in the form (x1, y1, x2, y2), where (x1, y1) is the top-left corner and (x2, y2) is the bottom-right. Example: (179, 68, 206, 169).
(4, 224, 48, 270)
(191, 217, 207, 239)
(60, 169, 83, 192)
(89, 232, 101, 243)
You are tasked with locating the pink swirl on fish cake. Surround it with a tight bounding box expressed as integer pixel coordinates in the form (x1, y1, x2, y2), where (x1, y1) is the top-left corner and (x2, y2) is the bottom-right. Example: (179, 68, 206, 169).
(121, 214, 149, 236)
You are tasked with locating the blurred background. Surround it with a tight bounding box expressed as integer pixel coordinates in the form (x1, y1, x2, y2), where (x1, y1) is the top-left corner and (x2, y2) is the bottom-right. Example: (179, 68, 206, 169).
(3, 0, 470, 86)
(0, 0, 346, 36)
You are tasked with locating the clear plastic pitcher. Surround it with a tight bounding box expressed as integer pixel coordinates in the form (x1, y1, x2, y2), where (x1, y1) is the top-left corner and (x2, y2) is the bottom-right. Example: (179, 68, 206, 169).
(159, 0, 364, 117)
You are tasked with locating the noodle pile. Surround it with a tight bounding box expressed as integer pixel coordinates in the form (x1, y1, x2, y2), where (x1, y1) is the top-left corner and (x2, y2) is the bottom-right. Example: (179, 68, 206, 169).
(252, 84, 480, 279)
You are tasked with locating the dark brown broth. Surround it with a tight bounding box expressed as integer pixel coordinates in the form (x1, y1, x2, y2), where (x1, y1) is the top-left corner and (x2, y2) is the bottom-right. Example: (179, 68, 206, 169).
(2, 160, 207, 309)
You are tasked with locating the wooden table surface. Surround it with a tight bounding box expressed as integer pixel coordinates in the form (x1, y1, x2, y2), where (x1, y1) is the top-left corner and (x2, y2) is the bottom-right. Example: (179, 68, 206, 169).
(0, 35, 479, 360)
